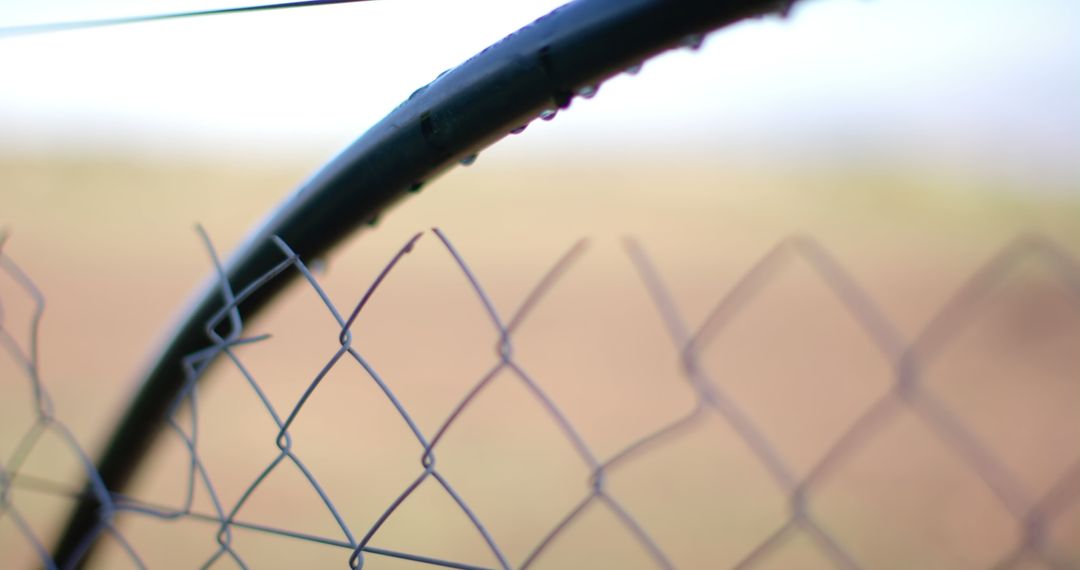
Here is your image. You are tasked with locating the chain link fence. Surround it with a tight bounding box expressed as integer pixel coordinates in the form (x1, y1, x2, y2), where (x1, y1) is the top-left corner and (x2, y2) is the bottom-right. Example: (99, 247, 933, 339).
(1, 228, 1078, 569)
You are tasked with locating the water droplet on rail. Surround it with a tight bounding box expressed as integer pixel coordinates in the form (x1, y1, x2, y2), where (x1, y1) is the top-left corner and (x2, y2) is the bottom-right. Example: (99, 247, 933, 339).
(459, 153, 478, 166)
(575, 85, 598, 99)
(681, 34, 704, 51)
(624, 63, 643, 76)
(510, 124, 528, 135)
(408, 84, 427, 100)
(539, 109, 557, 121)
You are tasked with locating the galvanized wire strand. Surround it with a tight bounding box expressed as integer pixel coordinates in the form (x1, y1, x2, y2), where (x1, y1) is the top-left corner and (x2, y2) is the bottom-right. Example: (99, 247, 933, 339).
(426, 228, 676, 569)
(198, 233, 357, 568)
(0, 250, 133, 569)
(2, 230, 1079, 569)
(0, 460, 54, 570)
(625, 236, 863, 569)
(258, 233, 508, 569)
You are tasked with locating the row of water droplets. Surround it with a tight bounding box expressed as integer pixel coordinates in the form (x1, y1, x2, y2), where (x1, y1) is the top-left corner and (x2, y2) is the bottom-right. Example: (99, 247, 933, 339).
(457, 31, 707, 168)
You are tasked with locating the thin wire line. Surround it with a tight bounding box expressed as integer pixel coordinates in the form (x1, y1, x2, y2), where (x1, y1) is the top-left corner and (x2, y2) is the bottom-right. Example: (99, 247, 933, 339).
(0, 0, 375, 38)
(6, 474, 496, 570)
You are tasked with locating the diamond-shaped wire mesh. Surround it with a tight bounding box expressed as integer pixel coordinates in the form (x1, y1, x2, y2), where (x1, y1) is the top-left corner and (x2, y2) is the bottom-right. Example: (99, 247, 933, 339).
(1, 229, 1078, 569)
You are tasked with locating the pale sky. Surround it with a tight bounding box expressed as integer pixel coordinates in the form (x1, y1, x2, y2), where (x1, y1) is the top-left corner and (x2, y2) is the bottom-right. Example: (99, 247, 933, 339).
(1, 0, 1077, 181)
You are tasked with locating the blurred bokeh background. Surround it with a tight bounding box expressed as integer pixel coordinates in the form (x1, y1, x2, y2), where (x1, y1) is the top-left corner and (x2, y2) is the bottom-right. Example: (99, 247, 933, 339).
(2, 0, 1079, 567)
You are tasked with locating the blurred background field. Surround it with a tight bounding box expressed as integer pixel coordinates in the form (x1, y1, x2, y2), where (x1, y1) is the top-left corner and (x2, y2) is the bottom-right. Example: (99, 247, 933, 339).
(4, 150, 1080, 568)
(2, 0, 1080, 568)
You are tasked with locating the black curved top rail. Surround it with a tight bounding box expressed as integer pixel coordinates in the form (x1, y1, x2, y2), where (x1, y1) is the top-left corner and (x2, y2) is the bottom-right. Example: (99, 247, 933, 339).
(54, 0, 799, 565)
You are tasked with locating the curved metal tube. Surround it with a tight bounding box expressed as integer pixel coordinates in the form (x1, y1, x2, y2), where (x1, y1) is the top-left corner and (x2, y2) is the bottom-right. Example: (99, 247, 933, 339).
(53, 0, 795, 565)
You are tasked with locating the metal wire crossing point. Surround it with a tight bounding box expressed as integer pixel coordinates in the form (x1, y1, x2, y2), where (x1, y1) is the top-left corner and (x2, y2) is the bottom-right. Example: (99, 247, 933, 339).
(1, 229, 1079, 569)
